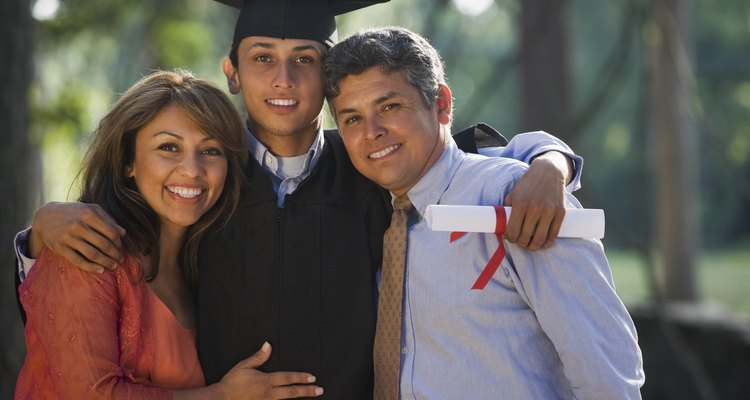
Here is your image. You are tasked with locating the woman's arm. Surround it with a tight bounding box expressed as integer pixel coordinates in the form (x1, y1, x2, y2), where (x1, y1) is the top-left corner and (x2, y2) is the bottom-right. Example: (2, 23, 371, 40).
(19, 250, 323, 399)
(19, 250, 171, 399)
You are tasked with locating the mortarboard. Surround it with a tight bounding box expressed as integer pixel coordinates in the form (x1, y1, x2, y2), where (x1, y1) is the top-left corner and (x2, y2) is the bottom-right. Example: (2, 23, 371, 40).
(215, 0, 390, 48)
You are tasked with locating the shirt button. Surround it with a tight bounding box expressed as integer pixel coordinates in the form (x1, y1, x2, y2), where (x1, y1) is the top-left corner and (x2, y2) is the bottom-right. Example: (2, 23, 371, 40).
(265, 155, 274, 165)
(401, 346, 408, 355)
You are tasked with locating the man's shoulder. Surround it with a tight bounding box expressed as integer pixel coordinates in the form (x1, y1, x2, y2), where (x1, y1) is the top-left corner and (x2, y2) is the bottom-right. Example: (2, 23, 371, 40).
(319, 129, 349, 162)
(323, 128, 343, 146)
(459, 152, 528, 181)
(442, 153, 528, 204)
(306, 129, 384, 200)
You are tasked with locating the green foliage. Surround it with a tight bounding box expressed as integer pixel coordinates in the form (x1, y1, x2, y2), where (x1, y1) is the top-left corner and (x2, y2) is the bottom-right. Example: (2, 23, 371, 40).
(609, 247, 750, 316)
(692, 0, 750, 247)
(31, 0, 235, 201)
(153, 20, 213, 68)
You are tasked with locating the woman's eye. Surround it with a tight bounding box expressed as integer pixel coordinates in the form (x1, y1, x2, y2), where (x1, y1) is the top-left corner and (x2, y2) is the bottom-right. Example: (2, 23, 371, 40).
(202, 147, 224, 156)
(158, 143, 179, 152)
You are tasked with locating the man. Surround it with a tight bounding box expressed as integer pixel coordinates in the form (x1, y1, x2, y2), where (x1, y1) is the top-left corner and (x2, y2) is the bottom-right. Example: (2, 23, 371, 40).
(324, 26, 644, 399)
(15, 0, 584, 397)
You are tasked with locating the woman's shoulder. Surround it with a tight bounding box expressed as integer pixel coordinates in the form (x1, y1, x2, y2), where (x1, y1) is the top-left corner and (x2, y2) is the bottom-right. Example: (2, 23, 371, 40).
(21, 248, 144, 302)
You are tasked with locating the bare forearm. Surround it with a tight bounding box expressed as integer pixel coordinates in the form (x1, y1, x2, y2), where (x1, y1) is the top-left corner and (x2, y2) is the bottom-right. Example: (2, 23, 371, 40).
(532, 150, 573, 185)
(173, 384, 224, 400)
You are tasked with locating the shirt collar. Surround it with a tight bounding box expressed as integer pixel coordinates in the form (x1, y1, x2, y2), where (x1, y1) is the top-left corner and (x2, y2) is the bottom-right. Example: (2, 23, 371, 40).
(245, 121, 325, 178)
(403, 138, 464, 219)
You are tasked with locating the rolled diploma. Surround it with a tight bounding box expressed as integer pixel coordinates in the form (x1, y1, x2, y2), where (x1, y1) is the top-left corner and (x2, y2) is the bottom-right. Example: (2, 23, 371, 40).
(425, 205, 605, 239)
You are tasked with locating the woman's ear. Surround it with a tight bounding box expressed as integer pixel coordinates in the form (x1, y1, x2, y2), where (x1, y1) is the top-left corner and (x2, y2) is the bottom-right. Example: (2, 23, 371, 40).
(223, 58, 241, 95)
(436, 84, 453, 125)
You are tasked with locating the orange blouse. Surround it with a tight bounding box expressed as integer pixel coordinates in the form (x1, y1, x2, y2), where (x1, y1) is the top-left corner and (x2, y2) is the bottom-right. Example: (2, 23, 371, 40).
(15, 249, 205, 399)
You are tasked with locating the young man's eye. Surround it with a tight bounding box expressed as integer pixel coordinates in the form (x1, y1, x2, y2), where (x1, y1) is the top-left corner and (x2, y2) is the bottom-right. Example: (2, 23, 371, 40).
(344, 115, 361, 125)
(296, 56, 314, 64)
(255, 54, 271, 62)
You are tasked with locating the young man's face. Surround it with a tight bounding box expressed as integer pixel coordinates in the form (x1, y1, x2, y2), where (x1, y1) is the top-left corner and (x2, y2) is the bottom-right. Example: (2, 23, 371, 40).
(331, 67, 452, 197)
(227, 36, 326, 150)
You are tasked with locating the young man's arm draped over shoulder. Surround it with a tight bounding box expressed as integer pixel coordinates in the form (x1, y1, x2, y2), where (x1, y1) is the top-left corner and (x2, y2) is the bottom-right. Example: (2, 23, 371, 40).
(11, 129, 581, 279)
(479, 130, 582, 250)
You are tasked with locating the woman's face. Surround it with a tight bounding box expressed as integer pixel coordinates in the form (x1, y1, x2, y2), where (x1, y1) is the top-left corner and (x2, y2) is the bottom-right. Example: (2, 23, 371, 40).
(127, 104, 228, 233)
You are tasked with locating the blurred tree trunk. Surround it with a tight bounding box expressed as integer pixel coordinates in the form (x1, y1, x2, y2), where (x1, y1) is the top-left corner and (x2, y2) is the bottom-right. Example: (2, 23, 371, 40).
(650, 0, 699, 301)
(518, 0, 573, 145)
(0, 0, 37, 396)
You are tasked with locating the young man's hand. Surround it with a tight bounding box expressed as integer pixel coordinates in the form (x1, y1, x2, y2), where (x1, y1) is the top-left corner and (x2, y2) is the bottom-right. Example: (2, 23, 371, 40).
(504, 151, 573, 251)
(30, 202, 126, 273)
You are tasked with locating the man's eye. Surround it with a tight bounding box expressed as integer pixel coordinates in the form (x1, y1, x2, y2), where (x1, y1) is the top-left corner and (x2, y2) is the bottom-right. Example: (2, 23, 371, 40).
(297, 56, 314, 64)
(255, 55, 271, 62)
(383, 103, 400, 111)
(344, 116, 361, 125)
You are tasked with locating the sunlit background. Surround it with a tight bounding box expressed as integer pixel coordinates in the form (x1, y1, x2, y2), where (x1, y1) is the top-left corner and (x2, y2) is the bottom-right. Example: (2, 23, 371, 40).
(26, 0, 750, 314)
(3, 0, 750, 398)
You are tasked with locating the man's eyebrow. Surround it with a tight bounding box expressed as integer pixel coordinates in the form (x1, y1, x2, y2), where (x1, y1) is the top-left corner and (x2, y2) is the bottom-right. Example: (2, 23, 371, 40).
(374, 92, 398, 105)
(245, 42, 322, 55)
(336, 91, 399, 117)
(246, 41, 274, 50)
(292, 44, 323, 54)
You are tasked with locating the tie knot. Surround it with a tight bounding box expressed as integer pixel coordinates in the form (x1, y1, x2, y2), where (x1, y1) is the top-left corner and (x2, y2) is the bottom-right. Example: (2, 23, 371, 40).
(393, 196, 414, 213)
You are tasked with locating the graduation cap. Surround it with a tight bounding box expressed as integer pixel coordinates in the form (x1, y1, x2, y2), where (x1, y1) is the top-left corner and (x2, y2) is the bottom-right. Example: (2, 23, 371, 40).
(215, 0, 390, 48)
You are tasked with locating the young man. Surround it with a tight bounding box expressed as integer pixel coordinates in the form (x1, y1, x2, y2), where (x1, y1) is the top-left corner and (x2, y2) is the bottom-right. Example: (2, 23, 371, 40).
(324, 26, 644, 399)
(15, 0, 585, 397)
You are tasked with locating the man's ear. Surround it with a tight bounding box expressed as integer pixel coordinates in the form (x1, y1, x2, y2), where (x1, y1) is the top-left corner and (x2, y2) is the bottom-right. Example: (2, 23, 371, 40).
(436, 84, 453, 125)
(222, 57, 241, 95)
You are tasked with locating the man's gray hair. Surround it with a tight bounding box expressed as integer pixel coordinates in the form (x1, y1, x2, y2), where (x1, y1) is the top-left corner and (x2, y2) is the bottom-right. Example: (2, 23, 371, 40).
(323, 26, 447, 108)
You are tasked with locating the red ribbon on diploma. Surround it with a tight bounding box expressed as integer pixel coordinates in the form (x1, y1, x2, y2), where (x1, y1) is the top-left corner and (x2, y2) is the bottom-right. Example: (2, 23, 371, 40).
(449, 205, 507, 290)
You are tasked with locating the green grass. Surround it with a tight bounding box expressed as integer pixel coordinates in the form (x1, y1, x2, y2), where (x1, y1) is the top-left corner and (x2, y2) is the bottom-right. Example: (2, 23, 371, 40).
(607, 248, 750, 316)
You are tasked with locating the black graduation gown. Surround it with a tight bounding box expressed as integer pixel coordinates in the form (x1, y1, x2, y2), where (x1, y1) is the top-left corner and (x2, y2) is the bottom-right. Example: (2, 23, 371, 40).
(197, 130, 390, 399)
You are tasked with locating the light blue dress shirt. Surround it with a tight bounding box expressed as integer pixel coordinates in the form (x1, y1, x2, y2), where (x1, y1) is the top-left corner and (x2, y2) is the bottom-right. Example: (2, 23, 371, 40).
(397, 139, 644, 399)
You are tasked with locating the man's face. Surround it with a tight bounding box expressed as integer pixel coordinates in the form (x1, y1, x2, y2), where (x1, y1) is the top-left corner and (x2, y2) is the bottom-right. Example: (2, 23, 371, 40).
(230, 36, 326, 151)
(331, 67, 451, 197)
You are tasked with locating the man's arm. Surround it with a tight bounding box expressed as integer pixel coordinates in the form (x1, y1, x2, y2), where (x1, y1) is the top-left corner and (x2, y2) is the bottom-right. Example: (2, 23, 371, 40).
(476, 129, 584, 250)
(503, 194, 644, 398)
(20, 202, 126, 274)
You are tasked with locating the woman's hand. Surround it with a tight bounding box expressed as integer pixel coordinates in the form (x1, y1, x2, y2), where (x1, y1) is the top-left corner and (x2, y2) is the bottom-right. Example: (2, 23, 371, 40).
(214, 342, 324, 399)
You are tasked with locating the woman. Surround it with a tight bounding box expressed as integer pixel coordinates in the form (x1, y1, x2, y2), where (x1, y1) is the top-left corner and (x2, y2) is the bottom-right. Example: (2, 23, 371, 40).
(15, 70, 322, 399)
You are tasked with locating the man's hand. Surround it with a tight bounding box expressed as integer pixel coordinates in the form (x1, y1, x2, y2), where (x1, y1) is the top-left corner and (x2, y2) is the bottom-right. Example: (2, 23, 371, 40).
(29, 202, 126, 273)
(504, 151, 573, 251)
(213, 342, 323, 399)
